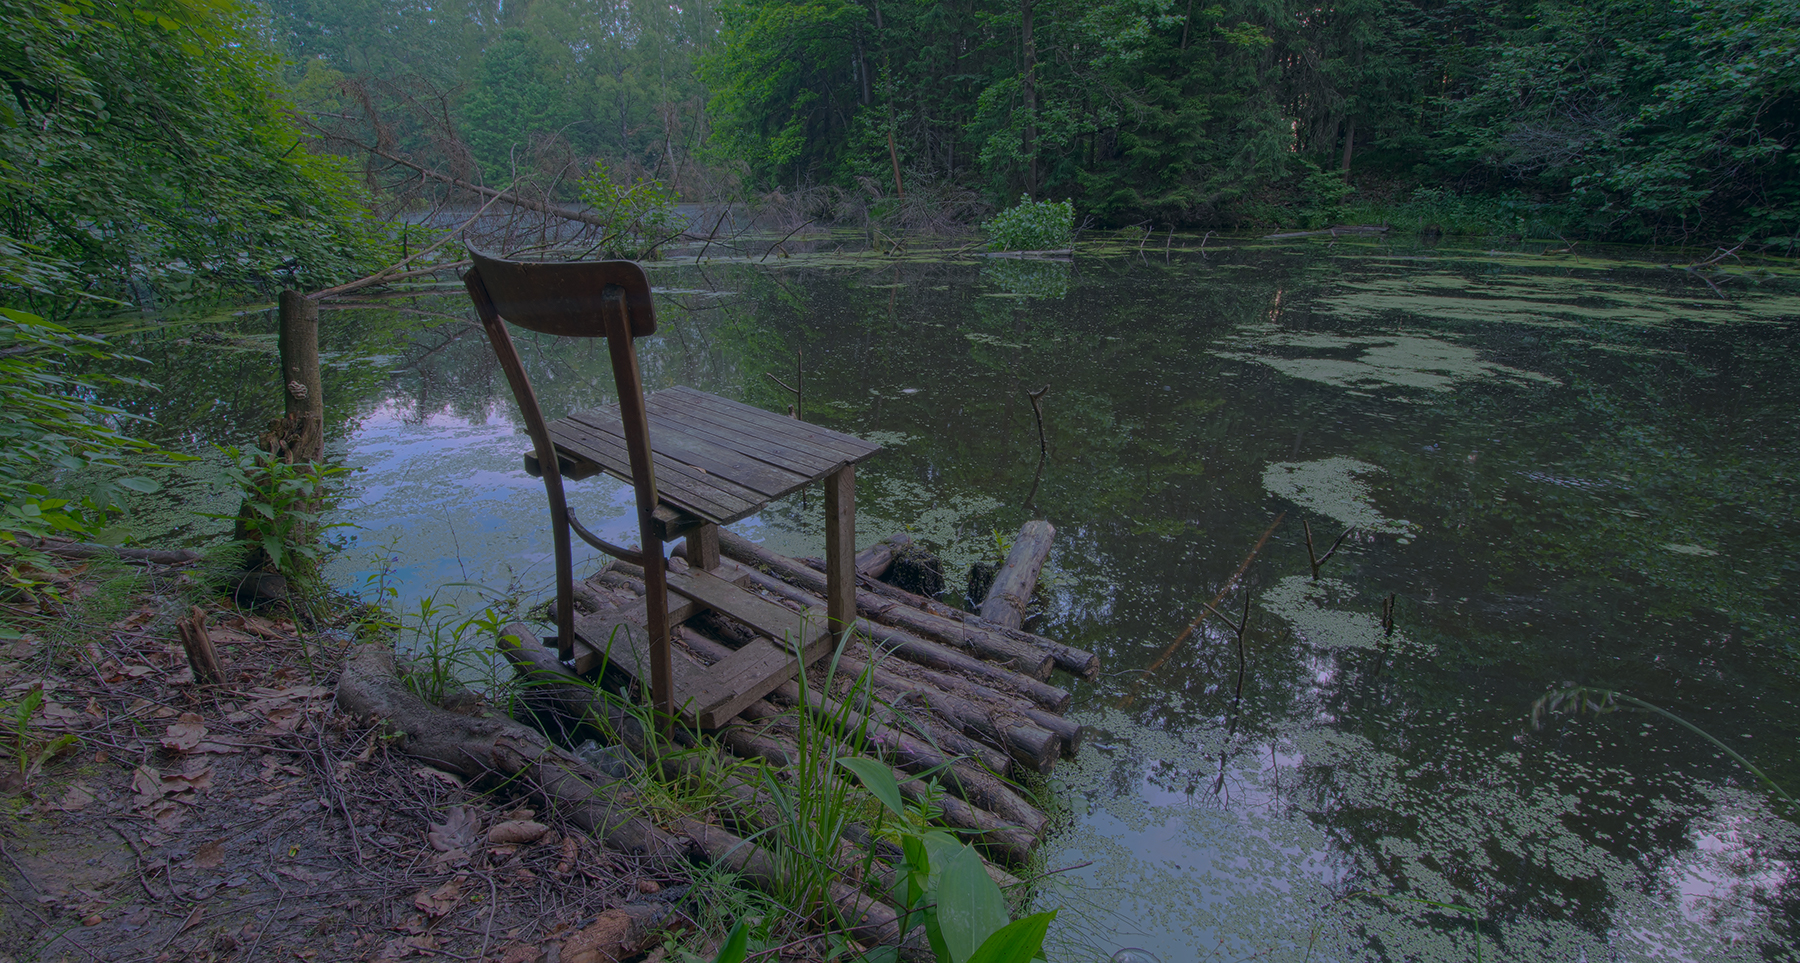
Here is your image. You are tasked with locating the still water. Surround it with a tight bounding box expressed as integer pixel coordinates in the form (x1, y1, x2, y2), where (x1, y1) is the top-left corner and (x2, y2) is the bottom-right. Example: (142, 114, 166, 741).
(97, 237, 1800, 960)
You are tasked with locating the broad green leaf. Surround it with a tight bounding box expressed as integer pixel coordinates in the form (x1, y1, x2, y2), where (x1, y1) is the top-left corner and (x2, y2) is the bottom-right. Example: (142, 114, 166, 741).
(965, 912, 1057, 963)
(934, 843, 1010, 963)
(115, 476, 159, 493)
(838, 755, 906, 817)
(710, 922, 749, 963)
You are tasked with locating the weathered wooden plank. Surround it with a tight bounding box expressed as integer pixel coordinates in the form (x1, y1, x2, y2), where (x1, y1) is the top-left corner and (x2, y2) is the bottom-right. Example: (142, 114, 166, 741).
(546, 418, 760, 522)
(547, 418, 749, 520)
(649, 391, 853, 471)
(565, 408, 812, 501)
(666, 567, 830, 652)
(663, 386, 880, 459)
(649, 405, 846, 479)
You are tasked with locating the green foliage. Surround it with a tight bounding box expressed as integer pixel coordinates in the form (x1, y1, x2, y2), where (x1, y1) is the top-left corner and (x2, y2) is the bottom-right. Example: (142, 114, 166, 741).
(208, 447, 351, 582)
(393, 593, 508, 705)
(844, 758, 1056, 963)
(0, 299, 170, 584)
(578, 162, 682, 260)
(1, 0, 385, 306)
(983, 196, 1075, 252)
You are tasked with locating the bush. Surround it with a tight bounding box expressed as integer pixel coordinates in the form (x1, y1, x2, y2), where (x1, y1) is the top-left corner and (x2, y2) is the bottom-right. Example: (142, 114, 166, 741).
(578, 161, 681, 260)
(982, 195, 1075, 251)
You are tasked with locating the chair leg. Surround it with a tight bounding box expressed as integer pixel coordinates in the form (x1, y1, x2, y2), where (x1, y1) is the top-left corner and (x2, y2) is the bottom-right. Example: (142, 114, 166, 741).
(823, 464, 856, 635)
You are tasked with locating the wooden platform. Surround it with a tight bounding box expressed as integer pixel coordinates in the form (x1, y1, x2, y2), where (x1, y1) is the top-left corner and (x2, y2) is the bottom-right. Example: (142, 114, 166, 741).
(567, 559, 836, 728)
(533, 531, 1100, 867)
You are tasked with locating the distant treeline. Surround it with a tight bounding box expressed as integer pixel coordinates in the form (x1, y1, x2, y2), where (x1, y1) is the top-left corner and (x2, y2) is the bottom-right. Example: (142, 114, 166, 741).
(268, 0, 1799, 245)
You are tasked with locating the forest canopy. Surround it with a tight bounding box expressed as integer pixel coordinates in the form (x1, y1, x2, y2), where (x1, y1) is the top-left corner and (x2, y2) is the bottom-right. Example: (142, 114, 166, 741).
(262, 0, 1800, 246)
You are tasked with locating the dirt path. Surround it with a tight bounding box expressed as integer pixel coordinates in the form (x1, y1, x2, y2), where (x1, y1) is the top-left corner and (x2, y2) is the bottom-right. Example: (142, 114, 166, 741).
(0, 561, 689, 963)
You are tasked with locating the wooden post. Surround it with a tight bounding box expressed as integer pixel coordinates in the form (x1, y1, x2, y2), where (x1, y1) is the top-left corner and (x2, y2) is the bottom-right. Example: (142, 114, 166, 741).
(277, 290, 324, 462)
(688, 524, 721, 572)
(823, 465, 856, 634)
(176, 606, 222, 684)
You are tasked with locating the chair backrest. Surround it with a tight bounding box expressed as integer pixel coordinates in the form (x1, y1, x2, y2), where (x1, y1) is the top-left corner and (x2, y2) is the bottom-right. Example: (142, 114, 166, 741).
(465, 251, 657, 338)
(461, 250, 667, 669)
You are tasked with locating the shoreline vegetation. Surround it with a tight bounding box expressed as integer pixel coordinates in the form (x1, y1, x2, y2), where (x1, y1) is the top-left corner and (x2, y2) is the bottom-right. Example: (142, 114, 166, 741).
(4, 0, 1800, 959)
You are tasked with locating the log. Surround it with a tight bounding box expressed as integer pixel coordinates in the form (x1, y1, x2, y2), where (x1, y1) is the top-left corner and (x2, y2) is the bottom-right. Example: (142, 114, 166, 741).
(824, 558, 1100, 678)
(855, 534, 912, 580)
(731, 562, 1072, 713)
(500, 631, 875, 887)
(674, 629, 1047, 839)
(539, 623, 1040, 867)
(718, 531, 1054, 678)
(691, 607, 1058, 775)
(978, 521, 1054, 629)
(677, 623, 1014, 778)
(27, 538, 201, 566)
(335, 642, 903, 945)
(175, 606, 222, 684)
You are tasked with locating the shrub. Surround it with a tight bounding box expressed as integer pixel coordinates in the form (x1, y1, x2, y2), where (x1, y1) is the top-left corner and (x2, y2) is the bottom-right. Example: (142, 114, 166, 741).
(982, 195, 1075, 251)
(578, 161, 681, 260)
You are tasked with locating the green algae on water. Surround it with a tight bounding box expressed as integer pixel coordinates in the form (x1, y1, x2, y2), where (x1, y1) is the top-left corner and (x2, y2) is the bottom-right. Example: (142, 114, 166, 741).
(1262, 456, 1418, 536)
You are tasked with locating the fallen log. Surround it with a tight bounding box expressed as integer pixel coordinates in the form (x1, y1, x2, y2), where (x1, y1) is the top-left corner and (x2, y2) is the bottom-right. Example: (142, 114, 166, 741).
(335, 642, 903, 945)
(29, 538, 202, 566)
(730, 700, 1039, 867)
(719, 530, 1054, 678)
(978, 521, 1054, 629)
(731, 562, 1072, 712)
(854, 534, 912, 580)
(819, 557, 1100, 678)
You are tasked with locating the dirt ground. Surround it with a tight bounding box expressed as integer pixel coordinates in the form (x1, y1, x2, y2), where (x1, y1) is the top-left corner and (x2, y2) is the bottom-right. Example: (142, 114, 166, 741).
(0, 558, 698, 963)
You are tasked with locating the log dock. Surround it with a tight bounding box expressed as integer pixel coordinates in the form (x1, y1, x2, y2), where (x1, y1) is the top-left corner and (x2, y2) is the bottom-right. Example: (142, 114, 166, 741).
(500, 524, 1095, 871)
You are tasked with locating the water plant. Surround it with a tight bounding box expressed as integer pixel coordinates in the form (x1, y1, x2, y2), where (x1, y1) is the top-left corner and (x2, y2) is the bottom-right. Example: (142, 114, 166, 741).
(982, 196, 1074, 252)
(1532, 685, 1796, 814)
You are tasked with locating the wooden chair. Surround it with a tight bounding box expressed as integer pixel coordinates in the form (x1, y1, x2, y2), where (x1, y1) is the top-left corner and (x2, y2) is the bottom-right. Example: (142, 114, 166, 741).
(462, 251, 880, 729)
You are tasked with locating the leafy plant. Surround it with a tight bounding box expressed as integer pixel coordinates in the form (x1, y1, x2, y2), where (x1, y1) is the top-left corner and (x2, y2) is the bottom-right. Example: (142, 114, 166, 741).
(1, 685, 80, 781)
(577, 161, 681, 260)
(843, 758, 1056, 963)
(208, 446, 353, 582)
(982, 196, 1075, 252)
(396, 593, 509, 705)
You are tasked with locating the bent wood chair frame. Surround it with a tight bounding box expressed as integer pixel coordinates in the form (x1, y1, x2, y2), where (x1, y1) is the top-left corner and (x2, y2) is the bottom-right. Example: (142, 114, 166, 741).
(462, 254, 677, 720)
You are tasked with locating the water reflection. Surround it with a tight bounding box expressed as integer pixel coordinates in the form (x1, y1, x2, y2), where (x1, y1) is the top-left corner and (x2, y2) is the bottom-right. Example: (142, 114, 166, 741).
(79, 241, 1800, 960)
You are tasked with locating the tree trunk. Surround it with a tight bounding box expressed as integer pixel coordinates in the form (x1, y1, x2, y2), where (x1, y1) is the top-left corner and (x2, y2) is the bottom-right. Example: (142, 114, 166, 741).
(276, 290, 324, 462)
(978, 521, 1054, 629)
(1022, 0, 1037, 197)
(1341, 117, 1356, 173)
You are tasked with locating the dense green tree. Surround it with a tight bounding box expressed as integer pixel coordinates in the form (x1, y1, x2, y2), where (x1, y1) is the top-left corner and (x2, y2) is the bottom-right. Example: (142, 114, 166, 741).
(0, 0, 384, 307)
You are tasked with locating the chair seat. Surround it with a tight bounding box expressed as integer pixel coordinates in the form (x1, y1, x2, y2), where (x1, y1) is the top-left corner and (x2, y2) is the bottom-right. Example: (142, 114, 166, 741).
(525, 385, 882, 533)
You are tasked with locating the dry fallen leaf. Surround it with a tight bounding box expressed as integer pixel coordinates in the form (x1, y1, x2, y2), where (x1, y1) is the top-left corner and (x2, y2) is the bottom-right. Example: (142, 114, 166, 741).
(427, 806, 479, 853)
(194, 841, 224, 870)
(161, 720, 206, 753)
(53, 783, 97, 812)
(486, 820, 549, 846)
(412, 878, 462, 918)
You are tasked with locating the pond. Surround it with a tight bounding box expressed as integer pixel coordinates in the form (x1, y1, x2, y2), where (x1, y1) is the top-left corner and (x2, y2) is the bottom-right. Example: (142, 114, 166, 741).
(87, 235, 1800, 961)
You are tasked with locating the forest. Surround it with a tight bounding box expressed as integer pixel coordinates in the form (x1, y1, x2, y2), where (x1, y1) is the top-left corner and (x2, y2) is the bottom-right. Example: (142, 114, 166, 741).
(10, 0, 1798, 320)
